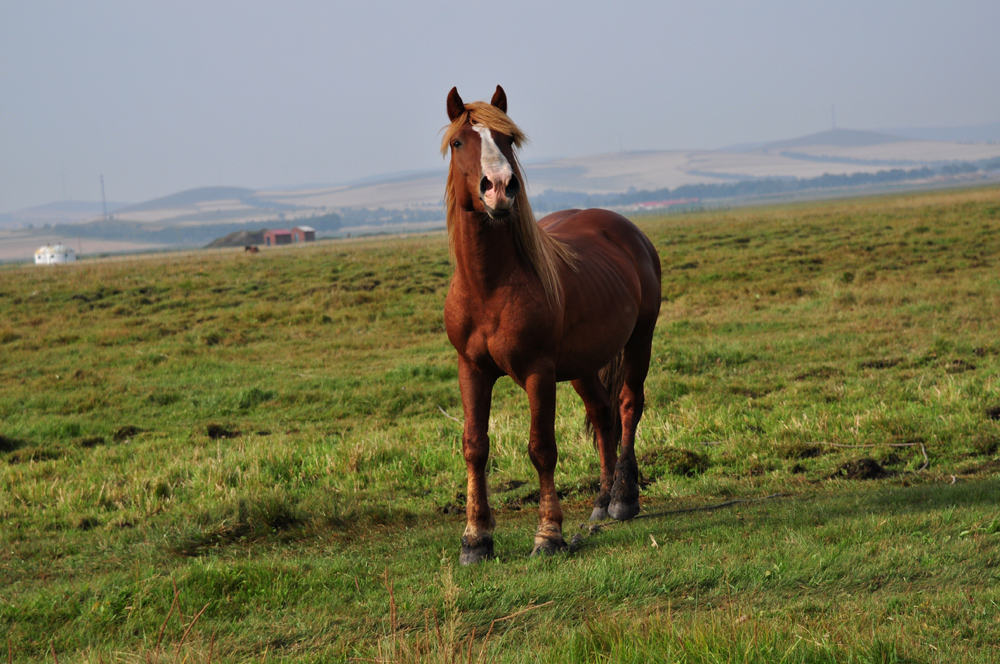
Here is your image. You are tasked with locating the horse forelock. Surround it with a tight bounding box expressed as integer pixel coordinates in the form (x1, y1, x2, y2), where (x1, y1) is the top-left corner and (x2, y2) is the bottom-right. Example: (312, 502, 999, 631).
(443, 101, 575, 308)
(440, 101, 527, 156)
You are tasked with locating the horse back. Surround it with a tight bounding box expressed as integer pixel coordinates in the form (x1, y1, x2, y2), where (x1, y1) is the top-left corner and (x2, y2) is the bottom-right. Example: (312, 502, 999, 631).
(541, 208, 661, 300)
(540, 208, 662, 377)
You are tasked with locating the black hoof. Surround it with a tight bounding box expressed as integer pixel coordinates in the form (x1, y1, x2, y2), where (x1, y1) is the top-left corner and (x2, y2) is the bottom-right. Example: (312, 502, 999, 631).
(591, 493, 611, 522)
(530, 536, 568, 557)
(608, 500, 640, 521)
(460, 534, 494, 565)
(609, 457, 639, 521)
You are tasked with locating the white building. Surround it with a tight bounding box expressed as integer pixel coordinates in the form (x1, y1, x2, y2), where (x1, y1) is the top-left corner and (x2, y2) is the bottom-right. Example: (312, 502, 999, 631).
(34, 244, 77, 265)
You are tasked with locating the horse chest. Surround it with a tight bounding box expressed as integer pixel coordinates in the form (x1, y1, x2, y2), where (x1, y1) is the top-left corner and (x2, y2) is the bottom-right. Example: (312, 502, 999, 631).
(445, 291, 553, 378)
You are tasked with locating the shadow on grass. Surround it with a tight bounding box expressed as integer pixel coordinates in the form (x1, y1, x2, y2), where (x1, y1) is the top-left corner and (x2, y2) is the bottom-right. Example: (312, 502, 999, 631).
(612, 475, 1000, 547)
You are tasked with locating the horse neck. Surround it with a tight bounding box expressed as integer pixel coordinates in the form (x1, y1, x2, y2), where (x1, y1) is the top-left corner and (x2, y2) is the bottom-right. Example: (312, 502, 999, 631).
(451, 207, 523, 298)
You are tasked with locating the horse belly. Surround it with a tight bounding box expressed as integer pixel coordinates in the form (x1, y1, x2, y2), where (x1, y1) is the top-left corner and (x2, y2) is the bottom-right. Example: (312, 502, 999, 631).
(554, 250, 643, 380)
(554, 309, 637, 381)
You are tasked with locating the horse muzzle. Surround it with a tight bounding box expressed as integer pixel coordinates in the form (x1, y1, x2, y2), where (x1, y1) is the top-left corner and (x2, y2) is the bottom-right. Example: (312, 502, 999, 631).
(479, 172, 520, 218)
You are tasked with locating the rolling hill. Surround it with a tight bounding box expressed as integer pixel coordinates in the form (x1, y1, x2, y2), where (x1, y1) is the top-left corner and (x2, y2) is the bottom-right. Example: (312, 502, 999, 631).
(2, 126, 999, 261)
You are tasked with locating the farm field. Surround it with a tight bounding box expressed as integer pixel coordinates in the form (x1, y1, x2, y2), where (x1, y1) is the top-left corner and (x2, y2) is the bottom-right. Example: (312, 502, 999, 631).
(2, 187, 1000, 662)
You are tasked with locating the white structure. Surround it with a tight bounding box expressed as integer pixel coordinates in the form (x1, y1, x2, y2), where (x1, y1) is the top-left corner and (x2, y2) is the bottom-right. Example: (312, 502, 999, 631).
(34, 244, 77, 265)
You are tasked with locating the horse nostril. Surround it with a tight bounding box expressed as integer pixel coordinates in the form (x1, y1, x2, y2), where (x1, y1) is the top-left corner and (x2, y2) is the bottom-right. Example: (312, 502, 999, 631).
(480, 176, 492, 195)
(505, 174, 520, 199)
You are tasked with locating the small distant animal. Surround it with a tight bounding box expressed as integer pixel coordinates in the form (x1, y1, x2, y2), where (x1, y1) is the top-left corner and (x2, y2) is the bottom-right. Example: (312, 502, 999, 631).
(244, 245, 260, 254)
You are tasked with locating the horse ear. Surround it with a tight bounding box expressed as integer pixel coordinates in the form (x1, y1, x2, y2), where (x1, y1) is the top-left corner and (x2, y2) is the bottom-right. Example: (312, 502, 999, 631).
(447, 87, 465, 121)
(490, 85, 507, 114)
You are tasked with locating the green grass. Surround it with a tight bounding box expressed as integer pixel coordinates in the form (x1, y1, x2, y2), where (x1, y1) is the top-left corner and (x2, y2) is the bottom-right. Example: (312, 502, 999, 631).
(2, 187, 1000, 662)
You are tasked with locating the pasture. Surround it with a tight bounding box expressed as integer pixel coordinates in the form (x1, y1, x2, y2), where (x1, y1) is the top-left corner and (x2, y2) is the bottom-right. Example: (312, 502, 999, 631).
(2, 187, 999, 662)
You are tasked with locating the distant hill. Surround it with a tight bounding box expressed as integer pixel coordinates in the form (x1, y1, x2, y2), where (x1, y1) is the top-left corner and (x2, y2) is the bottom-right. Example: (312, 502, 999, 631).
(0, 200, 128, 229)
(116, 186, 257, 213)
(885, 121, 1000, 144)
(206, 229, 266, 248)
(6, 124, 1000, 236)
(764, 129, 907, 151)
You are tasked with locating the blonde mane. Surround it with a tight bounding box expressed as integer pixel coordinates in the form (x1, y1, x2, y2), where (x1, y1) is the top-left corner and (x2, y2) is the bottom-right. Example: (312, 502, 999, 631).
(442, 101, 576, 308)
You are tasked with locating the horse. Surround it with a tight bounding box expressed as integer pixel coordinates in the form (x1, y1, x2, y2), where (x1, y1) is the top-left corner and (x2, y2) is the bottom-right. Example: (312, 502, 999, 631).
(442, 85, 662, 564)
(244, 245, 260, 254)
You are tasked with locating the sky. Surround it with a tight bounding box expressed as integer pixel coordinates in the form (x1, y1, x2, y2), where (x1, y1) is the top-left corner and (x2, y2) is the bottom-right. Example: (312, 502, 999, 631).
(2, 1, 999, 213)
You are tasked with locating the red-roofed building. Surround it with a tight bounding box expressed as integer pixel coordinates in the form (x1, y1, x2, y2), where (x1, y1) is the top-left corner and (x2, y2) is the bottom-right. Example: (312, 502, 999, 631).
(291, 226, 315, 242)
(262, 226, 316, 247)
(263, 229, 293, 246)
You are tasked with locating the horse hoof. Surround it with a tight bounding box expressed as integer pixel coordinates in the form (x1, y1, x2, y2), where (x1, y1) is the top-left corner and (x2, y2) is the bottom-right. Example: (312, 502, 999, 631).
(608, 500, 640, 521)
(589, 506, 609, 522)
(530, 536, 568, 557)
(460, 534, 494, 565)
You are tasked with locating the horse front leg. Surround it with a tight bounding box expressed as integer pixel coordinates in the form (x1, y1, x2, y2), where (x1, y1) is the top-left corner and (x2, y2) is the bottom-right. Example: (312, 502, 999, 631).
(458, 359, 497, 565)
(525, 370, 567, 556)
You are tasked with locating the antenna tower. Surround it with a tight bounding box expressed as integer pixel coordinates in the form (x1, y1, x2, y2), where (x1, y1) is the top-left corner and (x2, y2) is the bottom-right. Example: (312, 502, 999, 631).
(100, 175, 108, 221)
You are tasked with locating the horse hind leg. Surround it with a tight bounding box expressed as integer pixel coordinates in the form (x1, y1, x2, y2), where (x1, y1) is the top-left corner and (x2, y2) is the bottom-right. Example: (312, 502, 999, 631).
(571, 373, 619, 521)
(608, 326, 655, 522)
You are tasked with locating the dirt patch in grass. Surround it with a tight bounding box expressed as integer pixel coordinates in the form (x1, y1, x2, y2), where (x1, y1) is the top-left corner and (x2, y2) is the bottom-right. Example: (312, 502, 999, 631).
(501, 487, 574, 511)
(76, 516, 101, 531)
(206, 423, 240, 439)
(0, 434, 28, 454)
(794, 366, 843, 381)
(971, 433, 999, 456)
(859, 358, 903, 370)
(986, 406, 1000, 422)
(945, 359, 976, 374)
(494, 479, 527, 493)
(832, 458, 891, 480)
(778, 442, 825, 460)
(6, 445, 65, 464)
(641, 447, 710, 479)
(113, 425, 143, 442)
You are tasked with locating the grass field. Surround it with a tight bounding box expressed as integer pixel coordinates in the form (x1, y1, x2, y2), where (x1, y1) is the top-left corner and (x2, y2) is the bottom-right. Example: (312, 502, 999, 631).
(2, 187, 999, 663)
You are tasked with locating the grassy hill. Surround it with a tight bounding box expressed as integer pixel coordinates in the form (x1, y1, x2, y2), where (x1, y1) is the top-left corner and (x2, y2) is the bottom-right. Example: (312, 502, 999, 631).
(2, 187, 999, 662)
(114, 187, 259, 214)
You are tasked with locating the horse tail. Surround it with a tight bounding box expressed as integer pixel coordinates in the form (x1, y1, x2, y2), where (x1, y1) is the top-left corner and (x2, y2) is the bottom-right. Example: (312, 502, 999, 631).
(586, 351, 626, 450)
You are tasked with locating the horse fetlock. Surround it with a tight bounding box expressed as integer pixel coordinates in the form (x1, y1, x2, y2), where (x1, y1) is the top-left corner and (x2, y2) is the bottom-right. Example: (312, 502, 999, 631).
(531, 531, 568, 557)
(609, 458, 640, 521)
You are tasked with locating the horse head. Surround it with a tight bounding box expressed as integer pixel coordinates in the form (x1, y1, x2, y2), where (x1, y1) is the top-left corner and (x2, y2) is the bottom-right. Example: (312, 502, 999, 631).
(445, 85, 522, 220)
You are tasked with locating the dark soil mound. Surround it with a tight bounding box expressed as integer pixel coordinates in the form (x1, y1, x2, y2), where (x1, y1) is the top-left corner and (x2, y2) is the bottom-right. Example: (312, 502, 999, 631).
(833, 458, 890, 480)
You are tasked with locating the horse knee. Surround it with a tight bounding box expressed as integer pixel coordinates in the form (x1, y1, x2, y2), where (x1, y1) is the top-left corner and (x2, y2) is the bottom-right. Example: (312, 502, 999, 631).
(463, 435, 490, 469)
(527, 440, 557, 473)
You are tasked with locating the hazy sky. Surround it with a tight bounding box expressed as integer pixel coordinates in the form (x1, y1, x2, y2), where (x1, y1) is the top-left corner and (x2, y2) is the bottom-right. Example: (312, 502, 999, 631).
(2, 1, 999, 213)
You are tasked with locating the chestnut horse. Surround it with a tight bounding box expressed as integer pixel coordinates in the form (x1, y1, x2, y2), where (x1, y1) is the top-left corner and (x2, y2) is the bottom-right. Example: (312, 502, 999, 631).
(442, 85, 661, 564)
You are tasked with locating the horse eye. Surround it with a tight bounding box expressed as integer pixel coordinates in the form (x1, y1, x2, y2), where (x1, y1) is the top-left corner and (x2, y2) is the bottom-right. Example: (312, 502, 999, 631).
(452, 140, 462, 148)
